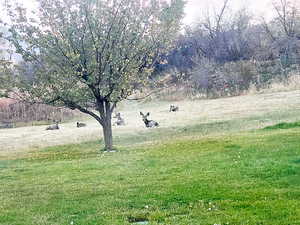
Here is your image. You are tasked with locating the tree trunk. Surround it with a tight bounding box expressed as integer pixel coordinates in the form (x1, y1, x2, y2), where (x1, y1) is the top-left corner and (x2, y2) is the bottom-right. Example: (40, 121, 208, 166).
(100, 101, 114, 151)
(102, 118, 113, 151)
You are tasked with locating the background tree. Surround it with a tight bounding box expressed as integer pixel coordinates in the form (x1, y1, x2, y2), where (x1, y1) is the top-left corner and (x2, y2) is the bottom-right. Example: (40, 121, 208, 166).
(0, 0, 184, 150)
(262, 0, 300, 66)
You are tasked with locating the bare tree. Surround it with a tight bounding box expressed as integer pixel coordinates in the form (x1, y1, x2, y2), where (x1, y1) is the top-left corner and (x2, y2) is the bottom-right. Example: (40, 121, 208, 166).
(273, 0, 300, 38)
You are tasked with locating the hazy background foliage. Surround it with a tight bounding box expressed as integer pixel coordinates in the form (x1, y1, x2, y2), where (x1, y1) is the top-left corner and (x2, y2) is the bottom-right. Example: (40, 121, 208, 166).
(0, 0, 300, 124)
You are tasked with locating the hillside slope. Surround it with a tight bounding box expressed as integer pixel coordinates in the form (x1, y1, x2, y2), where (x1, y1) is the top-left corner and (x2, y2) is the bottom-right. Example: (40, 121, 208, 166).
(1, 90, 300, 154)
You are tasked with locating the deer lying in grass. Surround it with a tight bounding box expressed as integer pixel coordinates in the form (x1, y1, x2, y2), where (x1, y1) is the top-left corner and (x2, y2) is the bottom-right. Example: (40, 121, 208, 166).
(140, 112, 159, 128)
(113, 112, 125, 126)
(46, 121, 59, 130)
(0, 121, 14, 129)
(169, 105, 179, 112)
(77, 122, 86, 128)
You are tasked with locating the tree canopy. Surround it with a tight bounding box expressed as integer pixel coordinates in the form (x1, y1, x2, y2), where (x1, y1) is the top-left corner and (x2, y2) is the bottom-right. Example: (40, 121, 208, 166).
(0, 0, 184, 150)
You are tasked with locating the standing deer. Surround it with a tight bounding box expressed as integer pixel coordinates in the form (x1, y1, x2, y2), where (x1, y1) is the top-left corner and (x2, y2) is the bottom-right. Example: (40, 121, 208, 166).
(169, 105, 179, 112)
(77, 122, 86, 128)
(113, 112, 125, 126)
(46, 121, 59, 130)
(140, 112, 159, 128)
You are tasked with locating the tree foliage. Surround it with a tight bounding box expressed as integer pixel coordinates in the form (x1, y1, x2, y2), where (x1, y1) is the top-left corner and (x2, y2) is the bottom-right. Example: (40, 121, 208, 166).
(1, 0, 184, 150)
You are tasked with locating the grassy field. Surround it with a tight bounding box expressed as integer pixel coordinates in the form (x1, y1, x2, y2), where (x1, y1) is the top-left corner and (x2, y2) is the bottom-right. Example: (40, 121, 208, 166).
(1, 90, 300, 224)
(2, 90, 300, 155)
(1, 119, 300, 224)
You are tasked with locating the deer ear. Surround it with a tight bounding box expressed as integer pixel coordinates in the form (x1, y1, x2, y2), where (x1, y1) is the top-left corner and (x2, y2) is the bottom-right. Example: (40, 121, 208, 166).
(146, 112, 150, 116)
(140, 112, 143, 116)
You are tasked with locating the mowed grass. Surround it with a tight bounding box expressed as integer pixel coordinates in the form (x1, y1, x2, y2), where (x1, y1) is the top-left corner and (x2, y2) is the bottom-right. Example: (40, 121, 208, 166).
(1, 121, 300, 225)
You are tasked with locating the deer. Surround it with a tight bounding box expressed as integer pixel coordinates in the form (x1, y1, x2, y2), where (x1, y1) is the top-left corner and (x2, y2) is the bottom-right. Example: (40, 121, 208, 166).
(46, 121, 59, 130)
(113, 112, 125, 126)
(140, 112, 159, 128)
(76, 122, 86, 128)
(169, 105, 179, 112)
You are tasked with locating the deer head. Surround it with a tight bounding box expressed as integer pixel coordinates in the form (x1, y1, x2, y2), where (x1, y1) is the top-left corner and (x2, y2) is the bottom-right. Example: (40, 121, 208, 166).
(140, 112, 158, 128)
(169, 105, 179, 112)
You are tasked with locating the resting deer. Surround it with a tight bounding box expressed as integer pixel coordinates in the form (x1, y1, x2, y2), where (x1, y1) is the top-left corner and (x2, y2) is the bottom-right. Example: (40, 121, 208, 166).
(140, 112, 159, 128)
(77, 122, 86, 128)
(169, 105, 179, 112)
(113, 112, 125, 126)
(46, 121, 59, 130)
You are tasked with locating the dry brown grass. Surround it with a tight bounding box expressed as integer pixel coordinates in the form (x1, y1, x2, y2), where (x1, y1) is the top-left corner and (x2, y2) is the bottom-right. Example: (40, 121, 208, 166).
(247, 73, 300, 95)
(0, 99, 76, 125)
(1, 89, 300, 157)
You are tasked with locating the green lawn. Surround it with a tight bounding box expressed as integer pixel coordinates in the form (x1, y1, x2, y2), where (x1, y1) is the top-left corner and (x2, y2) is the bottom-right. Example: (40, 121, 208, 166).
(1, 124, 300, 224)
